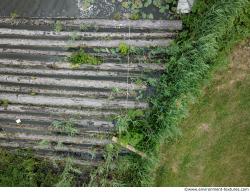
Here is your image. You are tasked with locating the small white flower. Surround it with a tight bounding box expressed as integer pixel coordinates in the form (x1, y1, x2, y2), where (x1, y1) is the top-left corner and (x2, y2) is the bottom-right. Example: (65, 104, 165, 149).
(16, 119, 21, 124)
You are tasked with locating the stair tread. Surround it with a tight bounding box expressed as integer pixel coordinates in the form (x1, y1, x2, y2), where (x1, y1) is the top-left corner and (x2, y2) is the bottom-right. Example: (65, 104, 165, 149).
(0, 18, 182, 31)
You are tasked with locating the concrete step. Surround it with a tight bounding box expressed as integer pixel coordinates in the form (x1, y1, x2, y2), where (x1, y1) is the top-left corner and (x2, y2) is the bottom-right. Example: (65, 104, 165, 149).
(0, 17, 181, 163)
(0, 28, 177, 40)
(0, 140, 104, 163)
(0, 126, 111, 146)
(0, 38, 173, 48)
(0, 112, 114, 131)
(0, 83, 141, 100)
(0, 18, 182, 32)
(0, 66, 148, 80)
(0, 104, 119, 119)
(0, 58, 164, 71)
(0, 93, 148, 109)
(0, 74, 144, 90)
(5, 146, 100, 166)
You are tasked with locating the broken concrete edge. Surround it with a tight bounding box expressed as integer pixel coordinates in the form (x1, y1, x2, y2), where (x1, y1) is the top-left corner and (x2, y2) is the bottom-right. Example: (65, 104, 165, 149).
(177, 0, 195, 14)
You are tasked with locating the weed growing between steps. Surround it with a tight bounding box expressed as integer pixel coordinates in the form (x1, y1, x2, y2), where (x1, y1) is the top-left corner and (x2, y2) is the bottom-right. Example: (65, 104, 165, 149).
(54, 20, 63, 32)
(0, 99, 9, 110)
(68, 49, 103, 68)
(10, 11, 18, 20)
(118, 43, 130, 56)
(51, 119, 79, 136)
(88, 0, 250, 186)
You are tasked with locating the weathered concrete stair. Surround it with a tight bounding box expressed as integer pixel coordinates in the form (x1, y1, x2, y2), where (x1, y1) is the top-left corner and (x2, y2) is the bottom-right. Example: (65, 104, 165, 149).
(0, 18, 182, 165)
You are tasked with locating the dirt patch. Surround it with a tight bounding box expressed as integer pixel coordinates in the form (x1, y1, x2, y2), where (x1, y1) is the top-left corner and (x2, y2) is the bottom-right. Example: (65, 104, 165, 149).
(216, 40, 250, 91)
(198, 123, 209, 132)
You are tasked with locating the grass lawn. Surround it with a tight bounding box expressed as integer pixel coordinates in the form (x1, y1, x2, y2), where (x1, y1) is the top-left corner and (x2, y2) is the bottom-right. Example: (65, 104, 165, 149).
(154, 40, 250, 186)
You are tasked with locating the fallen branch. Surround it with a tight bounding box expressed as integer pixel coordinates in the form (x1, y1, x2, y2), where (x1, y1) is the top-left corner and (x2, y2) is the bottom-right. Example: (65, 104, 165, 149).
(112, 136, 147, 158)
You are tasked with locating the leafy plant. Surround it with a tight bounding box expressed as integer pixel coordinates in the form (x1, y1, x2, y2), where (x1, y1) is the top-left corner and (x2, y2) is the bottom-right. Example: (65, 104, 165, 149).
(118, 43, 130, 56)
(68, 49, 102, 68)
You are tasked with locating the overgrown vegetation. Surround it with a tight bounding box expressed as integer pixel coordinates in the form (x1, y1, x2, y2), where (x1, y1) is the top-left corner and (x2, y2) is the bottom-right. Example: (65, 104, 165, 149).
(155, 41, 250, 186)
(55, 158, 82, 187)
(0, 149, 60, 186)
(68, 49, 102, 68)
(115, 109, 144, 146)
(89, 0, 250, 186)
(0, 148, 89, 187)
(88, 144, 121, 186)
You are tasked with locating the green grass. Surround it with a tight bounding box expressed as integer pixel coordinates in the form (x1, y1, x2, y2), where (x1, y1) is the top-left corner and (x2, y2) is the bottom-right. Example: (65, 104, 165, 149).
(155, 42, 250, 186)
